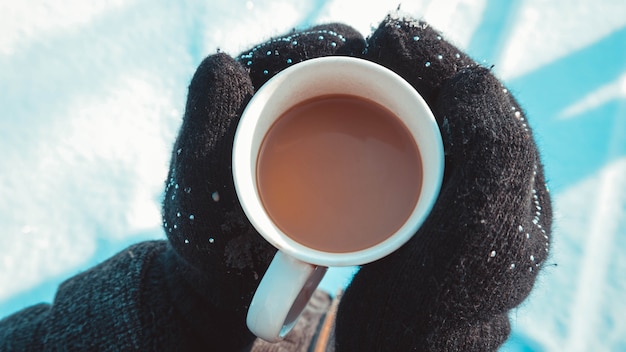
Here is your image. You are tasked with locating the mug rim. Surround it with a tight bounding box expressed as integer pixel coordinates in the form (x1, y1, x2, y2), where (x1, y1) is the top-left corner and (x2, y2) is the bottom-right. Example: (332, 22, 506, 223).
(232, 56, 444, 267)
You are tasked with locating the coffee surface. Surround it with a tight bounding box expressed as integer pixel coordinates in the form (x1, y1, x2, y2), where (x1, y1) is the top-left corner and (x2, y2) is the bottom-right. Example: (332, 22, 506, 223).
(257, 94, 422, 253)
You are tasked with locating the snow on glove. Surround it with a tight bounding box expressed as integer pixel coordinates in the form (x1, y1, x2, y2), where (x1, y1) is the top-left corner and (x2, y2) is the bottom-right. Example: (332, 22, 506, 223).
(334, 15, 552, 352)
(158, 23, 365, 350)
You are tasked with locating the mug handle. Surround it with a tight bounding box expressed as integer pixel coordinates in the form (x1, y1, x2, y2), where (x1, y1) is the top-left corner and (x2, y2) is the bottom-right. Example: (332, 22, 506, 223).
(247, 251, 328, 342)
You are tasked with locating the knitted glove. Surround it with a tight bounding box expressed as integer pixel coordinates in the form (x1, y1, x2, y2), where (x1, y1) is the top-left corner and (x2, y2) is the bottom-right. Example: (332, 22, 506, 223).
(334, 15, 552, 352)
(156, 23, 366, 350)
(159, 14, 551, 351)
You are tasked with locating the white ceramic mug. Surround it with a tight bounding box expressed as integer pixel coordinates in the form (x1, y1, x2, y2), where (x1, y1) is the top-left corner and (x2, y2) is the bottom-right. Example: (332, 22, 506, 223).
(232, 56, 444, 342)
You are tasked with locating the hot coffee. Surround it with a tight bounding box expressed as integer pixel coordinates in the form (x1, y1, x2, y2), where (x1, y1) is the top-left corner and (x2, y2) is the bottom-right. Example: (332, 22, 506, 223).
(257, 94, 423, 253)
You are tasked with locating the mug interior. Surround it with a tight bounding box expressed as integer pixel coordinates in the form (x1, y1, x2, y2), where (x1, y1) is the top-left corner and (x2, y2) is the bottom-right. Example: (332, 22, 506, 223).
(233, 56, 443, 267)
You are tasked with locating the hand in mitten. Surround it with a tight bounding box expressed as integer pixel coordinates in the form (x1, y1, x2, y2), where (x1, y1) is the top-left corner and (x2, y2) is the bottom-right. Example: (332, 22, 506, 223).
(153, 24, 366, 350)
(334, 16, 552, 351)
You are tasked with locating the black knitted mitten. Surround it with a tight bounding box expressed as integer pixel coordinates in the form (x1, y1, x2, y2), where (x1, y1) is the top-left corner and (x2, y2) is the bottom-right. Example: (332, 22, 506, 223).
(157, 23, 366, 350)
(334, 15, 552, 352)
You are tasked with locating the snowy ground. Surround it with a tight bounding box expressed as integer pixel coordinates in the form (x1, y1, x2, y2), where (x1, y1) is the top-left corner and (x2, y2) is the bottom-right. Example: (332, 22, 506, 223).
(1, 0, 625, 350)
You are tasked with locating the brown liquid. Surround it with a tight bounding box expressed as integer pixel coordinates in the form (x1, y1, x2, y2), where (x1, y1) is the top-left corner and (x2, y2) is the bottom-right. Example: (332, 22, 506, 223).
(257, 94, 422, 253)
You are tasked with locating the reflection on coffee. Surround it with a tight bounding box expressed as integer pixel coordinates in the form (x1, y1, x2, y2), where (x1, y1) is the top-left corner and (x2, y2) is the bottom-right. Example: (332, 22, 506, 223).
(257, 94, 422, 253)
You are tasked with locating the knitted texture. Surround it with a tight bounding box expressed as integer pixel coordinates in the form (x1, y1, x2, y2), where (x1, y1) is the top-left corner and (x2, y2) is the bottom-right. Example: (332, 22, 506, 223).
(334, 16, 552, 352)
(139, 243, 265, 351)
(236, 23, 366, 90)
(0, 241, 165, 351)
